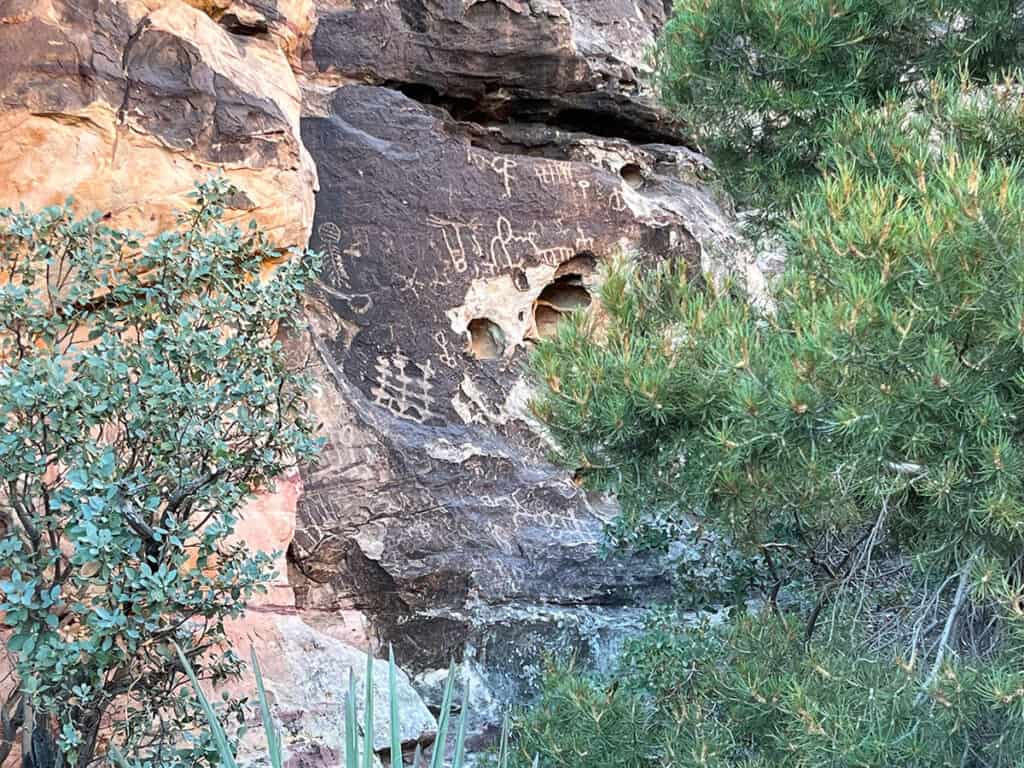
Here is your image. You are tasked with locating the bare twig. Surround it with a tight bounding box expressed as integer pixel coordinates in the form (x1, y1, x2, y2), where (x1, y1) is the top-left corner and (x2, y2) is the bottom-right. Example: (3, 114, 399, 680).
(917, 550, 978, 702)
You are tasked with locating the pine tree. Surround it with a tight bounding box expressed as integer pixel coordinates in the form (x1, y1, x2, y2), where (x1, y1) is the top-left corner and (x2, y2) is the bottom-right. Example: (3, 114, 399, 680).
(525, 74, 1024, 767)
(657, 0, 1024, 213)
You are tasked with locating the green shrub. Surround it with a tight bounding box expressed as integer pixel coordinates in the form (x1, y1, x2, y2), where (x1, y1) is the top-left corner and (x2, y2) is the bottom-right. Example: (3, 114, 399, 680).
(0, 179, 321, 767)
(657, 0, 1024, 212)
(524, 611, 1024, 768)
(531, 73, 1024, 583)
(527, 73, 1024, 766)
(512, 663, 658, 768)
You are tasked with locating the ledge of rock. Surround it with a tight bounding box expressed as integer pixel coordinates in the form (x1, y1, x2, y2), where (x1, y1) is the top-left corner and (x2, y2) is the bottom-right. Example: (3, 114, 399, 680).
(306, 0, 687, 144)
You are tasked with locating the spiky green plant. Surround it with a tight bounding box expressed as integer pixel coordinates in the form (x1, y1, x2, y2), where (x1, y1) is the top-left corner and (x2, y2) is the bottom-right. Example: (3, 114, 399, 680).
(111, 643, 489, 768)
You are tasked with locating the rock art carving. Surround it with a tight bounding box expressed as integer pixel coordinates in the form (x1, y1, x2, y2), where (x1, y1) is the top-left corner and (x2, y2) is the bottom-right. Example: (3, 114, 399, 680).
(370, 352, 439, 424)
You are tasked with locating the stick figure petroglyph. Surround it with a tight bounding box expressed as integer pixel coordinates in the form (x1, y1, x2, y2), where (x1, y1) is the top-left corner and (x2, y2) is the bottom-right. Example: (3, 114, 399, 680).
(575, 225, 595, 252)
(490, 156, 518, 198)
(466, 150, 519, 198)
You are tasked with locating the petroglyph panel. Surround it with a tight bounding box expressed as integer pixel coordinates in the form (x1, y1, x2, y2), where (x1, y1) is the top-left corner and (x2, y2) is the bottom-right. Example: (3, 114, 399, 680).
(370, 352, 438, 424)
(296, 81, 725, 670)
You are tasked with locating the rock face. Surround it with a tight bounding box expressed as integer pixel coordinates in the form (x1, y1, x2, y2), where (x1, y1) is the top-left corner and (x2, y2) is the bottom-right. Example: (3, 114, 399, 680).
(290, 0, 750, 704)
(308, 0, 683, 142)
(0, 0, 315, 247)
(230, 614, 435, 767)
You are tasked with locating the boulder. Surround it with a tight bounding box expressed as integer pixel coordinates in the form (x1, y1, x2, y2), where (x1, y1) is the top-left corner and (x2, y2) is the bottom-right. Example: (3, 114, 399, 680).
(287, 79, 744, 683)
(230, 614, 436, 767)
(282, 0, 766, 727)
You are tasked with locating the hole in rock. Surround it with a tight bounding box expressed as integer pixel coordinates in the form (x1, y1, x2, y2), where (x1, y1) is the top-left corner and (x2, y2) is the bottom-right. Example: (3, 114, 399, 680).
(554, 252, 598, 279)
(534, 305, 563, 339)
(538, 278, 592, 311)
(620, 163, 644, 189)
(533, 273, 593, 339)
(468, 317, 506, 359)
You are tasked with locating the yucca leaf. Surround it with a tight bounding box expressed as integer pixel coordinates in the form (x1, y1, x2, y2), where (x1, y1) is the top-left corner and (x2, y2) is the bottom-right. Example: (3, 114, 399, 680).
(451, 675, 471, 768)
(389, 644, 402, 768)
(412, 742, 423, 768)
(429, 661, 457, 768)
(173, 643, 237, 768)
(364, 648, 374, 768)
(345, 668, 359, 768)
(497, 712, 510, 768)
(251, 648, 283, 768)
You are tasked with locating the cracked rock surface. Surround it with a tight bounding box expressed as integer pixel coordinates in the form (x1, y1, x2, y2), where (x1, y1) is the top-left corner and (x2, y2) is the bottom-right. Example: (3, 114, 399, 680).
(0, 0, 316, 249)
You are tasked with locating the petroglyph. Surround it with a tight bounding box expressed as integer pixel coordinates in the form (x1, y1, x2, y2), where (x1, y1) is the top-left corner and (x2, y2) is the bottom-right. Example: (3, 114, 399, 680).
(574, 225, 595, 252)
(489, 215, 538, 270)
(490, 157, 518, 198)
(395, 266, 422, 296)
(467, 149, 519, 198)
(429, 265, 454, 291)
(318, 221, 350, 287)
(427, 215, 483, 273)
(475, 489, 591, 541)
(370, 350, 439, 423)
(316, 281, 374, 315)
(534, 160, 574, 186)
(428, 213, 593, 274)
(434, 331, 460, 369)
(306, 390, 389, 484)
(533, 244, 575, 266)
(292, 488, 345, 554)
(453, 374, 507, 426)
(452, 390, 487, 426)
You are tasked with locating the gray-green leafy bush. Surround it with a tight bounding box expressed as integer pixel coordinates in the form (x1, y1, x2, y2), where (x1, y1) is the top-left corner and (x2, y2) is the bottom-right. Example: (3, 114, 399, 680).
(0, 179, 321, 767)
